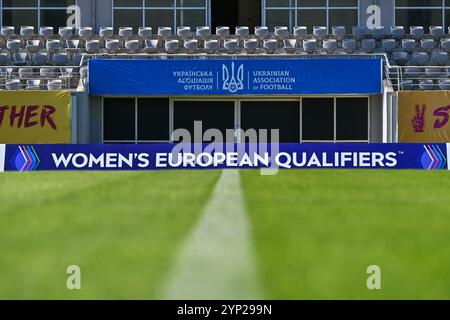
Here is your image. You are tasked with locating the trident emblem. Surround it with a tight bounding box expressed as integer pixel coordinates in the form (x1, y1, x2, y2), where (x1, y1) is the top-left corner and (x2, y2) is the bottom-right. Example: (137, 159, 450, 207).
(222, 62, 244, 93)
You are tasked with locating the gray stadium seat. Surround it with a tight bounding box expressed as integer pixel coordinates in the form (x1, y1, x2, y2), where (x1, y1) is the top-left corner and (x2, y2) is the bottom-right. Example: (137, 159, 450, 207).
(419, 79, 435, 90)
(20, 26, 34, 38)
(99, 27, 114, 39)
(26, 40, 41, 53)
(421, 39, 436, 52)
(402, 39, 416, 53)
(236, 26, 249, 38)
(432, 52, 448, 65)
(370, 26, 385, 39)
(66, 39, 80, 52)
(6, 79, 21, 90)
(400, 80, 414, 90)
(0, 53, 9, 65)
(303, 39, 317, 53)
(244, 39, 258, 53)
(216, 26, 230, 38)
(177, 26, 192, 39)
(342, 38, 357, 53)
(14, 52, 28, 66)
(313, 26, 327, 39)
(138, 27, 152, 39)
(405, 67, 422, 77)
(439, 79, 450, 90)
(105, 39, 120, 53)
(72, 52, 84, 65)
(390, 26, 404, 39)
(52, 52, 69, 65)
(263, 39, 278, 54)
(411, 52, 429, 65)
(26, 79, 41, 90)
(145, 39, 159, 53)
(204, 39, 219, 53)
(441, 39, 450, 52)
(33, 52, 48, 65)
(196, 26, 210, 38)
(392, 51, 409, 66)
(294, 26, 307, 37)
(323, 39, 337, 53)
(410, 26, 424, 39)
(1, 26, 15, 38)
(119, 27, 133, 39)
(255, 26, 268, 38)
(158, 27, 172, 39)
(40, 67, 55, 77)
(40, 27, 54, 38)
(283, 39, 297, 53)
(46, 39, 62, 52)
(7, 40, 22, 52)
(165, 39, 179, 53)
(59, 27, 73, 39)
(19, 67, 32, 78)
(85, 40, 100, 53)
(274, 26, 289, 38)
(425, 67, 442, 78)
(125, 40, 141, 52)
(79, 27, 93, 39)
(361, 39, 376, 53)
(47, 79, 63, 90)
(352, 26, 366, 40)
(184, 39, 198, 53)
(224, 39, 239, 53)
(332, 26, 346, 40)
(382, 39, 396, 52)
(430, 26, 444, 37)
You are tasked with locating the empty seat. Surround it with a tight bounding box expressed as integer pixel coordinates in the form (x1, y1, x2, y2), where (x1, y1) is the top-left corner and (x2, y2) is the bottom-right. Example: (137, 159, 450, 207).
(177, 26, 192, 39)
(382, 39, 396, 52)
(400, 79, 414, 90)
(421, 39, 436, 52)
(0, 53, 9, 65)
(425, 67, 442, 78)
(255, 26, 268, 38)
(46, 39, 61, 52)
(236, 26, 249, 37)
(47, 79, 63, 90)
(125, 40, 140, 52)
(224, 39, 239, 53)
(33, 52, 48, 65)
(165, 39, 179, 53)
(432, 51, 448, 65)
(105, 39, 120, 53)
(196, 26, 210, 38)
(405, 67, 422, 77)
(390, 26, 405, 39)
(274, 26, 289, 38)
(1, 26, 15, 38)
(392, 51, 409, 66)
(26, 80, 41, 90)
(19, 67, 33, 78)
(244, 39, 258, 53)
(430, 26, 444, 37)
(204, 39, 219, 53)
(6, 79, 21, 90)
(26, 40, 41, 53)
(66, 39, 80, 52)
(313, 26, 327, 39)
(216, 26, 230, 38)
(6, 40, 21, 52)
(40, 67, 54, 77)
(303, 39, 317, 53)
(410, 26, 424, 39)
(40, 26, 54, 38)
(85, 40, 100, 53)
(145, 39, 159, 53)
(370, 26, 385, 39)
(361, 39, 376, 53)
(119, 27, 133, 39)
(72, 52, 84, 65)
(158, 27, 172, 39)
(419, 79, 435, 90)
(184, 39, 198, 52)
(99, 27, 114, 38)
(332, 26, 346, 39)
(411, 52, 429, 65)
(20, 26, 34, 38)
(138, 27, 152, 38)
(283, 39, 297, 53)
(263, 39, 278, 53)
(52, 52, 69, 65)
(79, 27, 93, 39)
(59, 27, 73, 39)
(294, 26, 307, 37)
(342, 38, 357, 53)
(14, 52, 28, 65)
(402, 39, 416, 52)
(323, 39, 337, 53)
(441, 39, 450, 52)
(352, 26, 366, 40)
(439, 79, 450, 90)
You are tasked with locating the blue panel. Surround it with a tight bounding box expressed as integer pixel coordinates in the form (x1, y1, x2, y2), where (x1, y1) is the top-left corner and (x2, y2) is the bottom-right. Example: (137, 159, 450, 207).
(89, 58, 383, 95)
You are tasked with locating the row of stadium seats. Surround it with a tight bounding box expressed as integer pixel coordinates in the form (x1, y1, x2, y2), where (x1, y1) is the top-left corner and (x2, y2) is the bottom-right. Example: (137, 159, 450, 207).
(399, 79, 450, 90)
(3, 25, 450, 41)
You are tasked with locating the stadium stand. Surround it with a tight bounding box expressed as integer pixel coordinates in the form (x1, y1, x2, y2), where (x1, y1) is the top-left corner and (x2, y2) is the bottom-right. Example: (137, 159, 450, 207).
(2, 25, 450, 90)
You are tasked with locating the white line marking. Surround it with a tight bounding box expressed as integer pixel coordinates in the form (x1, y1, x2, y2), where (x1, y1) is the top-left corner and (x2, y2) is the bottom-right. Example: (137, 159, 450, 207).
(0, 144, 5, 172)
(161, 170, 262, 300)
(447, 143, 450, 170)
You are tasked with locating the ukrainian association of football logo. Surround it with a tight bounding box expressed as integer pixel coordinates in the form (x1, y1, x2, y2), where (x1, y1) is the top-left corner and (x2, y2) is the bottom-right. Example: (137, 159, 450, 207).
(222, 62, 244, 93)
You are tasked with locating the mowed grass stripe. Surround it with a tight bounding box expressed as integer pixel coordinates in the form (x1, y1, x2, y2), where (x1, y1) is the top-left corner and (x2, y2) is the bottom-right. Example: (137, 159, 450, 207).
(0, 171, 220, 299)
(241, 170, 450, 299)
(161, 170, 263, 300)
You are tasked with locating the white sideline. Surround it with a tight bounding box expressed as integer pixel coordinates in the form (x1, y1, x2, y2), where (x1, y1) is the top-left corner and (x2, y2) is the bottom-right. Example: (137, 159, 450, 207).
(161, 170, 262, 300)
(447, 143, 450, 170)
(0, 144, 5, 172)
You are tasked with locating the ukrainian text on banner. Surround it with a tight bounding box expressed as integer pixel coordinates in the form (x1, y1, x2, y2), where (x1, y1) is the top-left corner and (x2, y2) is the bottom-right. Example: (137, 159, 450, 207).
(89, 58, 383, 95)
(0, 143, 448, 172)
(0, 91, 71, 144)
(399, 91, 450, 143)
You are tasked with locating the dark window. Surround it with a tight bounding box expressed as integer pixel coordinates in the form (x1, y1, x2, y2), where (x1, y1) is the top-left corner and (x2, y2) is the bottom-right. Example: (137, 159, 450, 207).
(40, 10, 70, 29)
(298, 9, 326, 30)
(336, 98, 369, 141)
(41, 0, 75, 6)
(266, 9, 294, 30)
(103, 98, 136, 142)
(138, 98, 170, 141)
(115, 0, 142, 6)
(3, 10, 38, 29)
(145, 9, 174, 30)
(176, 9, 205, 28)
(396, 9, 442, 30)
(329, 9, 358, 31)
(114, 9, 142, 31)
(3, 0, 38, 7)
(302, 98, 334, 141)
(396, 0, 442, 6)
(173, 101, 235, 143)
(240, 101, 300, 143)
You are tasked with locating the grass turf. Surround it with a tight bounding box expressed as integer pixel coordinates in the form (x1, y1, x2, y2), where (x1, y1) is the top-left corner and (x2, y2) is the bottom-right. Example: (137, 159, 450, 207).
(0, 171, 220, 299)
(241, 170, 450, 299)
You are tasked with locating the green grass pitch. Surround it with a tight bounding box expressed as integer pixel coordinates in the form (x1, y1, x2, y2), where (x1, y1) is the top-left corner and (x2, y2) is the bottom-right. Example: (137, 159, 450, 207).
(0, 170, 449, 299)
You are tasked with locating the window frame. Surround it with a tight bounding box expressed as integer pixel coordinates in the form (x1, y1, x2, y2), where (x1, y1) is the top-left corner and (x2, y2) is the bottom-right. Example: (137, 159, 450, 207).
(394, 0, 450, 28)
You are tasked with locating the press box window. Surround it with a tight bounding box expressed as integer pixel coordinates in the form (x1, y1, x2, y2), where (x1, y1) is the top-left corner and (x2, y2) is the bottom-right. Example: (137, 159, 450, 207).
(103, 98, 136, 142)
(138, 98, 170, 142)
(302, 98, 334, 141)
(336, 98, 369, 141)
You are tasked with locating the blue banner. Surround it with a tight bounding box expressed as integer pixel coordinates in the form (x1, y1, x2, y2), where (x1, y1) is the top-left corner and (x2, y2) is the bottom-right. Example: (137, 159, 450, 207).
(1, 143, 448, 172)
(89, 58, 383, 95)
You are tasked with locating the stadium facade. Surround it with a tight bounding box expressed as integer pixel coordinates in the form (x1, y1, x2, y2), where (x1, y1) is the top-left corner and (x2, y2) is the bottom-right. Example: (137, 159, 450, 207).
(1, 1, 450, 146)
